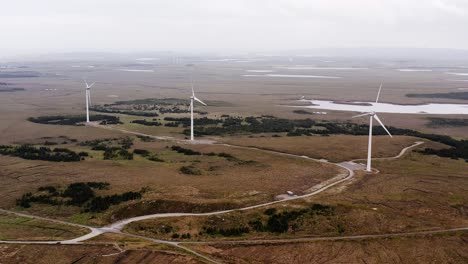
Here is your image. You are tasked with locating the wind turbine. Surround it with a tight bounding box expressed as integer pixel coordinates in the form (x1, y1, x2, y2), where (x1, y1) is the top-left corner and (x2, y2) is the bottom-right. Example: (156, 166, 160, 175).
(84, 80, 95, 123)
(188, 77, 207, 141)
(352, 84, 392, 172)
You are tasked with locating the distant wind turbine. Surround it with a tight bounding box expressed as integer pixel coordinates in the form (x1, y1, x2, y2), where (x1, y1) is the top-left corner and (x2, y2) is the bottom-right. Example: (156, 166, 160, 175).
(84, 80, 95, 123)
(188, 77, 207, 141)
(352, 84, 392, 172)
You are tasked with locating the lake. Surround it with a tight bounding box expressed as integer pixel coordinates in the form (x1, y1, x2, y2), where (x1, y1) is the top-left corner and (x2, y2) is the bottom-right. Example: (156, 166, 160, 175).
(294, 99, 468, 115)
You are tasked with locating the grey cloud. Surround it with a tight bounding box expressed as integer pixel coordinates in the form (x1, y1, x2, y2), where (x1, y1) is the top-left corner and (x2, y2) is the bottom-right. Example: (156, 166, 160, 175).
(0, 0, 467, 56)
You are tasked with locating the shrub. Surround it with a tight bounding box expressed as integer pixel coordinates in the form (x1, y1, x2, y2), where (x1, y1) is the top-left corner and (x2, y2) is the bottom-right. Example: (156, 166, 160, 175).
(264, 208, 277, 215)
(171, 145, 202, 156)
(131, 119, 162, 126)
(148, 156, 164, 162)
(84, 191, 142, 212)
(179, 166, 201, 175)
(103, 148, 133, 160)
(0, 145, 81, 162)
(63, 183, 94, 206)
(134, 149, 150, 156)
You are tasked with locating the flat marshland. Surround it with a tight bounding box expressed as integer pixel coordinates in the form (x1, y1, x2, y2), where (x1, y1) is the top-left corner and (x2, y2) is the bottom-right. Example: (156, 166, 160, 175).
(0, 56, 467, 262)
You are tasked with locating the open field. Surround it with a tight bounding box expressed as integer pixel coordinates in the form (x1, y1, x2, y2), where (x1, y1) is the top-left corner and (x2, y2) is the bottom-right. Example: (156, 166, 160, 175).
(1, 58, 468, 143)
(0, 137, 342, 226)
(222, 135, 421, 162)
(0, 57, 467, 262)
(123, 152, 468, 242)
(0, 212, 87, 241)
(186, 231, 468, 263)
(0, 243, 204, 264)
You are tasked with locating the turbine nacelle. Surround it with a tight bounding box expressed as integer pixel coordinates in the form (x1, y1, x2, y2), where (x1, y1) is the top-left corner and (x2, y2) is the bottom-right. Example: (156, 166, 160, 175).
(84, 81, 95, 89)
(189, 76, 207, 141)
(84, 80, 95, 123)
(352, 83, 392, 172)
(353, 111, 392, 138)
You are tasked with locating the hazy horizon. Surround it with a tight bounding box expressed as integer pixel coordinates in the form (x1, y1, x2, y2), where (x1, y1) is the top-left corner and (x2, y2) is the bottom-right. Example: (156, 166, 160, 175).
(1, 0, 468, 58)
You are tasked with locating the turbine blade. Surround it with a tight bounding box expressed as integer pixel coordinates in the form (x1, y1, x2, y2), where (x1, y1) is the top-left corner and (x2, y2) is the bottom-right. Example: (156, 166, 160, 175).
(194, 97, 207, 106)
(375, 83, 383, 103)
(189, 72, 195, 97)
(373, 114, 392, 137)
(352, 112, 372, 118)
(191, 82, 195, 97)
(188, 101, 193, 111)
(89, 82, 95, 88)
(84, 80, 89, 88)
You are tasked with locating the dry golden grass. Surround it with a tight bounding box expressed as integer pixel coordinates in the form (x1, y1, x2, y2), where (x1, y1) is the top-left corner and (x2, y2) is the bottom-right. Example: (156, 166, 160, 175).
(124, 152, 468, 242)
(0, 138, 342, 225)
(311, 152, 468, 229)
(0, 212, 87, 241)
(187, 231, 468, 264)
(223, 135, 420, 162)
(0, 244, 203, 264)
(0, 60, 467, 262)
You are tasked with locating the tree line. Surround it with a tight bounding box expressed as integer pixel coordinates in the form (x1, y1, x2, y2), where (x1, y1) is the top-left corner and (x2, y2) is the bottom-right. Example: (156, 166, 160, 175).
(28, 115, 121, 126)
(90, 106, 159, 117)
(16, 182, 142, 213)
(0, 145, 86, 162)
(181, 116, 467, 162)
(131, 119, 162, 126)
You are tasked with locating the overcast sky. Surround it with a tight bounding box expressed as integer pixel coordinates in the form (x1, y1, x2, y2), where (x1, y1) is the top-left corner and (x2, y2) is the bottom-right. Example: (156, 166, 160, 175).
(1, 0, 468, 56)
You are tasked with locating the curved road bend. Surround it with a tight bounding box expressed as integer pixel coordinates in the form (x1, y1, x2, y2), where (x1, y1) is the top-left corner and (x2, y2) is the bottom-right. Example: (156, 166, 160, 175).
(0, 125, 429, 264)
(108, 141, 423, 229)
(351, 141, 425, 163)
(0, 140, 421, 234)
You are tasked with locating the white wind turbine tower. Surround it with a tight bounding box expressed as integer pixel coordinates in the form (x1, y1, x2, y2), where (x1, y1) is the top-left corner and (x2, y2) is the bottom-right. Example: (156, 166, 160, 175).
(352, 84, 393, 172)
(84, 80, 95, 123)
(188, 78, 207, 141)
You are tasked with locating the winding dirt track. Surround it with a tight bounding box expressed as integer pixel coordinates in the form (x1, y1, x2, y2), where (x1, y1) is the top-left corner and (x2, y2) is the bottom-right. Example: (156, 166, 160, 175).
(0, 125, 463, 264)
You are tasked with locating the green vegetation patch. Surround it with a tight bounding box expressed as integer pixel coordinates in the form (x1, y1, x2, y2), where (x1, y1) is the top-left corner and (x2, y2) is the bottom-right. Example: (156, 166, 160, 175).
(28, 115, 121, 126)
(127, 203, 341, 240)
(0, 213, 87, 241)
(179, 165, 202, 175)
(133, 149, 164, 162)
(90, 106, 159, 117)
(426, 117, 468, 128)
(113, 199, 240, 221)
(293, 110, 314, 115)
(0, 145, 86, 162)
(169, 145, 257, 174)
(113, 98, 188, 106)
(80, 137, 134, 160)
(103, 148, 133, 160)
(16, 182, 142, 213)
(137, 135, 155, 142)
(406, 91, 468, 100)
(163, 117, 222, 127)
(131, 119, 162, 126)
(184, 115, 468, 162)
(203, 204, 335, 236)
